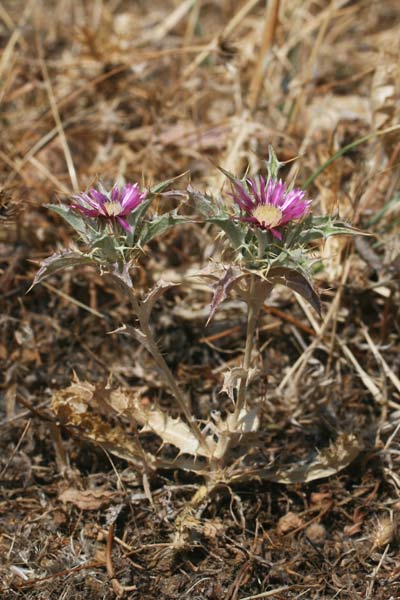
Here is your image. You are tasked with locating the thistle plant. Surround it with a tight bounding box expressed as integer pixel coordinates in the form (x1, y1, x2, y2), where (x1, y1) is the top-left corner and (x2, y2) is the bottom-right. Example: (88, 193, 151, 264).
(34, 150, 363, 544)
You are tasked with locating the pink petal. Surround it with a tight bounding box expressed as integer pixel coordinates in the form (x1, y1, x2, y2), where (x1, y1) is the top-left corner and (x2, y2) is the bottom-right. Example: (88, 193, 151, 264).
(116, 216, 132, 232)
(270, 228, 282, 240)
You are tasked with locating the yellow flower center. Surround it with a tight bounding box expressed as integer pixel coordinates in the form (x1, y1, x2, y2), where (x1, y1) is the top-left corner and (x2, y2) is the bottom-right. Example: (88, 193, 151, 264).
(104, 201, 123, 216)
(252, 204, 282, 228)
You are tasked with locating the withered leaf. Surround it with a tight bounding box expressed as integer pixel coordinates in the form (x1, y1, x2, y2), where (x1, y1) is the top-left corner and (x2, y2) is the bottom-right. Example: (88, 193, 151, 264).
(59, 488, 120, 511)
(260, 432, 362, 484)
(268, 267, 321, 316)
(207, 267, 245, 325)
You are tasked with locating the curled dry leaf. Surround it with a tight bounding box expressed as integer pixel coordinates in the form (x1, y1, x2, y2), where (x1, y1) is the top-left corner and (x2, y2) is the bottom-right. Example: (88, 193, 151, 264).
(257, 432, 362, 484)
(51, 382, 153, 470)
(268, 267, 321, 316)
(59, 487, 121, 511)
(205, 266, 245, 325)
(111, 388, 213, 458)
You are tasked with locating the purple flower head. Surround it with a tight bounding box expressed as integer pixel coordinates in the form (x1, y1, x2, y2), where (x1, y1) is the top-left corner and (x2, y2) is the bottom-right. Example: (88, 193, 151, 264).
(71, 183, 147, 232)
(230, 176, 311, 240)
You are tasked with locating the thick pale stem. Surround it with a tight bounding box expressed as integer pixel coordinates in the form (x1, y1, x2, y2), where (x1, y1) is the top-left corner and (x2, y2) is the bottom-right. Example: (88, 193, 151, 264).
(128, 293, 208, 453)
(234, 275, 261, 422)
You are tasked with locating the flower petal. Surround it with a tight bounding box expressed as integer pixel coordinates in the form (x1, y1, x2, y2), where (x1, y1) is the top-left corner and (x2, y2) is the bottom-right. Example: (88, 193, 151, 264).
(116, 216, 133, 232)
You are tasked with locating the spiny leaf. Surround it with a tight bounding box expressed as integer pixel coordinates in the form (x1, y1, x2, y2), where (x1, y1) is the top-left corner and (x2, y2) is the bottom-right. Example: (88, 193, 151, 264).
(268, 267, 321, 316)
(107, 262, 134, 294)
(216, 164, 244, 186)
(265, 144, 282, 181)
(149, 171, 189, 195)
(258, 433, 362, 484)
(207, 267, 245, 325)
(139, 211, 190, 245)
(187, 186, 220, 218)
(141, 280, 178, 322)
(296, 215, 366, 245)
(207, 217, 245, 251)
(30, 250, 94, 291)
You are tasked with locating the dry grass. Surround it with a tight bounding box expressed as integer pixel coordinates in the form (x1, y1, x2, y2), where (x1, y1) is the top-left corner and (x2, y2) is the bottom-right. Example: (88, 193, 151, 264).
(1, 1, 400, 598)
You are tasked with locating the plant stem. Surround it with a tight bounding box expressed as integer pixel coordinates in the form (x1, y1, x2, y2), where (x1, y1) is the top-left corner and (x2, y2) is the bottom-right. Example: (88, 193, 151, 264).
(128, 293, 209, 453)
(234, 275, 261, 422)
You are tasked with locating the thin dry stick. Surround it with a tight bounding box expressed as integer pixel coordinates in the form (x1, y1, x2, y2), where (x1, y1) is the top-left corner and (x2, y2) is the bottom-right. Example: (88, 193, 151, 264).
(216, 0, 280, 189)
(0, 0, 33, 82)
(296, 278, 384, 404)
(239, 586, 290, 600)
(149, 0, 197, 42)
(35, 34, 79, 192)
(183, 0, 261, 79)
(362, 325, 400, 394)
(0, 419, 31, 478)
(247, 0, 281, 112)
(287, 0, 336, 130)
(106, 523, 137, 597)
(278, 259, 351, 392)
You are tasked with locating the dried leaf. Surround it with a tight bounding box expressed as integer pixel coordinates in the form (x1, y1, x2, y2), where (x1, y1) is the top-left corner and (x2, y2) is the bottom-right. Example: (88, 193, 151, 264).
(51, 382, 150, 470)
(259, 433, 362, 484)
(109, 389, 214, 458)
(141, 280, 178, 322)
(207, 267, 245, 325)
(220, 367, 247, 402)
(277, 512, 303, 535)
(59, 487, 119, 511)
(268, 267, 321, 316)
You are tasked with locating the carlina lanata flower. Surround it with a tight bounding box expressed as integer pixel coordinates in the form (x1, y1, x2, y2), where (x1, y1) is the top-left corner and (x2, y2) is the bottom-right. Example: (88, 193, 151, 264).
(71, 183, 147, 232)
(231, 176, 311, 239)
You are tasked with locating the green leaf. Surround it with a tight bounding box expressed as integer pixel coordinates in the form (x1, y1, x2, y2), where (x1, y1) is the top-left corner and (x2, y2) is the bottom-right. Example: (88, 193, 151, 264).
(208, 217, 245, 251)
(296, 216, 365, 245)
(149, 171, 189, 195)
(123, 197, 157, 246)
(187, 187, 221, 218)
(216, 164, 244, 186)
(139, 211, 190, 245)
(29, 250, 94, 290)
(366, 193, 400, 228)
(265, 145, 282, 181)
(47, 204, 88, 236)
(303, 124, 400, 189)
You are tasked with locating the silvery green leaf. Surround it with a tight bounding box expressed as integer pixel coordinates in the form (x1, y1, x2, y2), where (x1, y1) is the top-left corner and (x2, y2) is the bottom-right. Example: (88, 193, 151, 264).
(207, 217, 244, 251)
(47, 204, 88, 237)
(265, 144, 283, 181)
(149, 171, 189, 195)
(124, 197, 154, 245)
(139, 211, 190, 245)
(297, 216, 365, 244)
(30, 250, 94, 290)
(187, 187, 221, 218)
